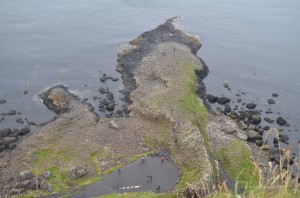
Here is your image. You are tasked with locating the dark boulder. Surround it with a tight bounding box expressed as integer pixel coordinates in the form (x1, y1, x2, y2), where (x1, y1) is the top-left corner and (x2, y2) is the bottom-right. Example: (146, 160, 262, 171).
(99, 87, 106, 94)
(207, 94, 218, 103)
(11, 129, 20, 138)
(99, 103, 105, 109)
(255, 140, 264, 147)
(237, 98, 242, 103)
(24, 90, 28, 95)
(100, 76, 108, 82)
(246, 103, 256, 109)
(106, 92, 114, 100)
(272, 93, 279, 98)
(0, 128, 11, 138)
(106, 103, 115, 111)
(16, 118, 24, 124)
(224, 104, 231, 113)
(1, 109, 16, 115)
(111, 77, 119, 81)
(0, 99, 7, 104)
(263, 126, 270, 130)
(279, 134, 289, 142)
(217, 97, 230, 105)
(268, 99, 275, 104)
(276, 117, 287, 125)
(19, 127, 30, 135)
(264, 117, 274, 123)
(27, 121, 37, 126)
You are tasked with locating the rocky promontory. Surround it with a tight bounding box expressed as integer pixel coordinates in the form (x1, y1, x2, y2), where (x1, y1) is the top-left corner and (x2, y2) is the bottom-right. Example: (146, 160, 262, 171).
(0, 17, 273, 197)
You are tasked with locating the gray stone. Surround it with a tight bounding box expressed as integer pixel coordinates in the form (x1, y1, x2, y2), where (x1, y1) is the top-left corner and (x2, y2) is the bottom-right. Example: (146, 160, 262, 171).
(235, 132, 248, 141)
(237, 98, 242, 103)
(70, 167, 88, 179)
(106, 92, 114, 100)
(251, 115, 261, 124)
(8, 143, 17, 149)
(268, 98, 275, 104)
(246, 103, 256, 109)
(264, 117, 274, 123)
(16, 118, 24, 124)
(224, 104, 231, 113)
(19, 127, 30, 135)
(0, 99, 7, 104)
(207, 94, 218, 103)
(1, 109, 16, 115)
(276, 117, 287, 125)
(247, 124, 256, 131)
(272, 93, 279, 98)
(9, 188, 26, 195)
(99, 87, 106, 94)
(111, 77, 119, 81)
(0, 128, 11, 138)
(3, 137, 17, 145)
(19, 171, 34, 182)
(217, 97, 230, 105)
(40, 171, 51, 180)
(246, 130, 260, 140)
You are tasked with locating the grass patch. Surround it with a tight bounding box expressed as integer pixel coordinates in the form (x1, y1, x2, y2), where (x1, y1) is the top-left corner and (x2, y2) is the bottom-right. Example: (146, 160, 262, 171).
(216, 140, 259, 191)
(176, 166, 202, 190)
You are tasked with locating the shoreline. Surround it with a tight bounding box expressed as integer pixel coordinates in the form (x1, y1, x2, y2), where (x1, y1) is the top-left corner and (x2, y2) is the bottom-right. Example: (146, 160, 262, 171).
(0, 17, 274, 197)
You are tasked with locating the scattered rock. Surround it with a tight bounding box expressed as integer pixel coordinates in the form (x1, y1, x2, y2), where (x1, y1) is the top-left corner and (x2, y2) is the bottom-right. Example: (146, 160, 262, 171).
(246, 130, 260, 141)
(70, 166, 88, 179)
(19, 171, 34, 182)
(1, 109, 16, 115)
(27, 121, 37, 126)
(3, 137, 17, 145)
(24, 90, 28, 95)
(264, 117, 274, 123)
(99, 87, 106, 94)
(268, 99, 275, 104)
(223, 82, 229, 89)
(263, 126, 270, 130)
(93, 96, 97, 100)
(276, 117, 287, 125)
(106, 92, 114, 100)
(40, 171, 51, 180)
(19, 127, 30, 135)
(111, 77, 119, 81)
(224, 104, 231, 113)
(255, 140, 264, 147)
(272, 93, 279, 98)
(265, 110, 273, 114)
(0, 99, 7, 104)
(237, 98, 242, 103)
(106, 103, 115, 111)
(246, 103, 256, 109)
(235, 132, 247, 141)
(0, 128, 11, 138)
(100, 76, 108, 82)
(207, 94, 218, 103)
(217, 97, 230, 105)
(250, 115, 261, 124)
(16, 118, 24, 124)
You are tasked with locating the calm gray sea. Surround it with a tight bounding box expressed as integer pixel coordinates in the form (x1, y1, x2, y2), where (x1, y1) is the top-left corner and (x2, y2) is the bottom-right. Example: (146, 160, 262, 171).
(0, 0, 299, 153)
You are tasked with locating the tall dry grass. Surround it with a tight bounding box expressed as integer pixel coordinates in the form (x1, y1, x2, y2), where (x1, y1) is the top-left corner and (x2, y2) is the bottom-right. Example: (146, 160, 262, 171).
(185, 128, 300, 198)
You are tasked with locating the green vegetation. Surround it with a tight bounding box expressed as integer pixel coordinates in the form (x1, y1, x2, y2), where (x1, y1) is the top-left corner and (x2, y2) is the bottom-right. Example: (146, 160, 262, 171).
(216, 140, 259, 191)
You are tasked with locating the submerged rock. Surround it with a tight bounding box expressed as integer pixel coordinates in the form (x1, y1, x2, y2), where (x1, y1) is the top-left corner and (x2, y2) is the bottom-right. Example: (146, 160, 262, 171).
(276, 117, 287, 125)
(207, 94, 218, 103)
(217, 97, 230, 105)
(268, 99, 275, 104)
(0, 99, 7, 104)
(246, 103, 256, 109)
(1, 109, 16, 115)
